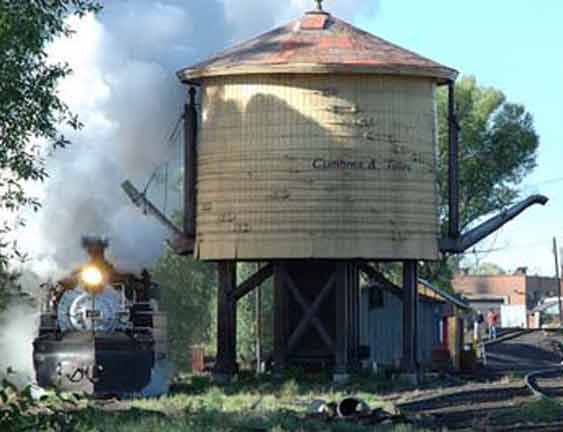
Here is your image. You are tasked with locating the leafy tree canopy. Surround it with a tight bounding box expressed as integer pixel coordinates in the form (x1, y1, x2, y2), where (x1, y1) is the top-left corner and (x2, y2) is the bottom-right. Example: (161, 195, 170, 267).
(436, 76, 539, 231)
(468, 262, 507, 276)
(0, 0, 101, 270)
(422, 76, 538, 288)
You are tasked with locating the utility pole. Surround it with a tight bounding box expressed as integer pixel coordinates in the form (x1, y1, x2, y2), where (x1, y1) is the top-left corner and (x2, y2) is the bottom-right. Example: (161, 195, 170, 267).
(553, 237, 562, 326)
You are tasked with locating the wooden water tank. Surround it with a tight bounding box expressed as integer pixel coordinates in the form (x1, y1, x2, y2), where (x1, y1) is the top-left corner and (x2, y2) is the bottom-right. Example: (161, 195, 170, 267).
(178, 9, 457, 261)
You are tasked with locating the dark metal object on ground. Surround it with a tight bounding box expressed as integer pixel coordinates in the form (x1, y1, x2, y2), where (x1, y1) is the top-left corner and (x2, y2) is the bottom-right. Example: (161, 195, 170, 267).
(336, 397, 369, 418)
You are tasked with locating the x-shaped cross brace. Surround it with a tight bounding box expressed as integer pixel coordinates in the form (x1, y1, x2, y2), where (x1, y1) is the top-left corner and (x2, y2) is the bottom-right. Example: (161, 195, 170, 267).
(285, 271, 336, 355)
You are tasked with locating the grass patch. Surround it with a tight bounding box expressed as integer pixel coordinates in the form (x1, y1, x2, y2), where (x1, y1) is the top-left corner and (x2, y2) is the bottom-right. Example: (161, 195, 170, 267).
(518, 397, 563, 423)
(2, 372, 438, 431)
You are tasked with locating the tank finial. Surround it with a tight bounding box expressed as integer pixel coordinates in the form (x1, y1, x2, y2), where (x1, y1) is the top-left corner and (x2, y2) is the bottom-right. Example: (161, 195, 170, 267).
(315, 0, 324, 11)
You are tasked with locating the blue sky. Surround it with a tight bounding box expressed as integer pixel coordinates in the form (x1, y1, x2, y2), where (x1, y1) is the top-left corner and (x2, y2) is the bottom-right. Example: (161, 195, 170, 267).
(356, 0, 563, 275)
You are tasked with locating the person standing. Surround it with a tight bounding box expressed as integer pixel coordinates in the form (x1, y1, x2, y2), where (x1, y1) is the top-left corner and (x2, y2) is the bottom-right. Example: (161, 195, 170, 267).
(486, 309, 498, 340)
(474, 311, 484, 342)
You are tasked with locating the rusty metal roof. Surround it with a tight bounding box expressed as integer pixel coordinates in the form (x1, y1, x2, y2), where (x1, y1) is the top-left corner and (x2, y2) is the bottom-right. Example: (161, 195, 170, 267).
(178, 10, 457, 83)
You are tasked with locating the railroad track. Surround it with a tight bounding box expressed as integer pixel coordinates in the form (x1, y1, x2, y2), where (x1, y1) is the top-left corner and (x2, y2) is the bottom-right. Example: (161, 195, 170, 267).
(397, 330, 563, 430)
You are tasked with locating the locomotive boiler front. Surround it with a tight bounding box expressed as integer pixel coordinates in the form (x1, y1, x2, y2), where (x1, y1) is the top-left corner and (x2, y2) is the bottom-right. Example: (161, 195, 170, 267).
(33, 237, 167, 397)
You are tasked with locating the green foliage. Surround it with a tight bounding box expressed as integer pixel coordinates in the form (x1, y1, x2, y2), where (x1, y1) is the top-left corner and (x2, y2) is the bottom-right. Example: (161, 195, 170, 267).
(0, 0, 101, 210)
(152, 247, 216, 371)
(0, 378, 81, 431)
(54, 373, 432, 432)
(0, 0, 101, 308)
(520, 397, 563, 422)
(436, 76, 539, 231)
(469, 261, 507, 276)
(419, 76, 539, 287)
(235, 263, 275, 365)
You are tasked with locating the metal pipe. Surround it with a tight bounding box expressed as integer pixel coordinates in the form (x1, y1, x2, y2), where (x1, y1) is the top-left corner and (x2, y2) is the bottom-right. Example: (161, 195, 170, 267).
(440, 194, 549, 253)
(448, 82, 460, 239)
(121, 180, 184, 238)
(336, 397, 369, 418)
(184, 87, 198, 238)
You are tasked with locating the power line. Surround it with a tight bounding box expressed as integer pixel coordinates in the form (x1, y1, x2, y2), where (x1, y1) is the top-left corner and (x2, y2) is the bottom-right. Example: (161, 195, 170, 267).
(523, 176, 563, 189)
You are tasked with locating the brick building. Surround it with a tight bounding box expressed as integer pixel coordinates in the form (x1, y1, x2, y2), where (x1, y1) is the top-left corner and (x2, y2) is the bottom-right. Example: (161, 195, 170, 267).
(452, 269, 560, 312)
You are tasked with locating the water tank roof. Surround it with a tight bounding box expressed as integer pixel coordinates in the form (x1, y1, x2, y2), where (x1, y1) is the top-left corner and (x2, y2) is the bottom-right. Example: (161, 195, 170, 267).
(178, 10, 458, 83)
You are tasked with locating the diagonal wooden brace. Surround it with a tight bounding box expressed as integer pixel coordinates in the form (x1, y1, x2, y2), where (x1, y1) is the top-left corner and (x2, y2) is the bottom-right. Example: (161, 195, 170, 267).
(287, 271, 336, 355)
(231, 263, 273, 302)
(285, 272, 335, 351)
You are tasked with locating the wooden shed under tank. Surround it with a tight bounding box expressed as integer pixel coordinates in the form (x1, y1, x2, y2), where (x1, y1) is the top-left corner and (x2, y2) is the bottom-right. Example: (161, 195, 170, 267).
(177, 2, 458, 380)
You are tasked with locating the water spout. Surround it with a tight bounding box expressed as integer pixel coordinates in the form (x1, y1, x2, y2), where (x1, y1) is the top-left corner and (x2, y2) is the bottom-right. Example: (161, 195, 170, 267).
(440, 194, 548, 254)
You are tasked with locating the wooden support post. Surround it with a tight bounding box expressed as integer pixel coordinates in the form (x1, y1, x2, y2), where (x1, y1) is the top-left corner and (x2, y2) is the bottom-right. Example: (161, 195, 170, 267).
(347, 262, 360, 370)
(255, 262, 262, 374)
(273, 262, 288, 377)
(402, 260, 419, 376)
(184, 87, 198, 238)
(214, 261, 237, 380)
(334, 262, 360, 382)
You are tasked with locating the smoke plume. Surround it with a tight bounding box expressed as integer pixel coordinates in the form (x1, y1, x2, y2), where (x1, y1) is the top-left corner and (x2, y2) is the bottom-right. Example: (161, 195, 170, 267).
(0, 302, 39, 388)
(18, 0, 374, 276)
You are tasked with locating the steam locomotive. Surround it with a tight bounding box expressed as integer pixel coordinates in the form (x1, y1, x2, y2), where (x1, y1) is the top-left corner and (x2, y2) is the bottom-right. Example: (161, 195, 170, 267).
(33, 236, 168, 397)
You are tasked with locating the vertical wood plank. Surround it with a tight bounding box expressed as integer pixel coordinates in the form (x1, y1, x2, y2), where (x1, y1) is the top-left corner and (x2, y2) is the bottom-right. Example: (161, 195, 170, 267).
(273, 261, 288, 375)
(214, 261, 237, 376)
(401, 260, 419, 373)
(334, 262, 349, 375)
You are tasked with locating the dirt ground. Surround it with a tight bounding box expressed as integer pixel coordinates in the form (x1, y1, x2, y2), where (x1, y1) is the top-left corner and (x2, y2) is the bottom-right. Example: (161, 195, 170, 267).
(394, 330, 563, 430)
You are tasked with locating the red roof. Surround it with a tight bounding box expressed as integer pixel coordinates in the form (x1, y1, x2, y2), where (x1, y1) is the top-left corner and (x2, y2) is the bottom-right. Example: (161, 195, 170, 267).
(178, 10, 457, 83)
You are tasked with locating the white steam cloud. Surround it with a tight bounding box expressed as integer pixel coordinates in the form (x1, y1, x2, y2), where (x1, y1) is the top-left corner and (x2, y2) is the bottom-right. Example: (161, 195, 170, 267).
(18, 0, 374, 277)
(0, 303, 39, 388)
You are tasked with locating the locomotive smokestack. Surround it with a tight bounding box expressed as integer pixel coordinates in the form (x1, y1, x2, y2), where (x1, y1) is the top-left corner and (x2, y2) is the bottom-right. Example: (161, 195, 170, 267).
(81, 235, 109, 262)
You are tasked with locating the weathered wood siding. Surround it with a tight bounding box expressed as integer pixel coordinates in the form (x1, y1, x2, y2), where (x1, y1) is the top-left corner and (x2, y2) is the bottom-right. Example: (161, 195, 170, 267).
(196, 74, 439, 260)
(359, 288, 444, 367)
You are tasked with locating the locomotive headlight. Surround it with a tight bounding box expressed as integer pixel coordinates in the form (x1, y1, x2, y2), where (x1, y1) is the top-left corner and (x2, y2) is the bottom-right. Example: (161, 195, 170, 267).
(81, 266, 103, 288)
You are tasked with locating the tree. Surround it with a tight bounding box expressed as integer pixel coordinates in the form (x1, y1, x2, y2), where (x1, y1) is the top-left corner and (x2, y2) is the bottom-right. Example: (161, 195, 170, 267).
(151, 247, 216, 371)
(436, 76, 539, 232)
(421, 76, 539, 288)
(470, 262, 507, 276)
(0, 1, 101, 271)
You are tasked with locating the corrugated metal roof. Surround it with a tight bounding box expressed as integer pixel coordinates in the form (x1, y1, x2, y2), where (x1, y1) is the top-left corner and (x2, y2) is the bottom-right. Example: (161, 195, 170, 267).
(418, 279, 471, 310)
(178, 10, 458, 83)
